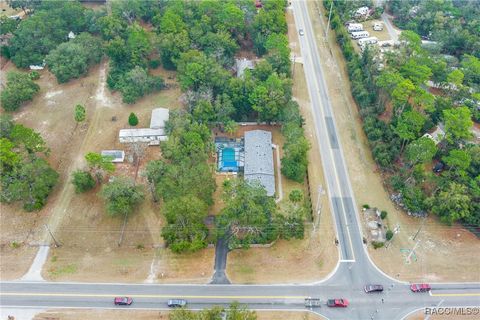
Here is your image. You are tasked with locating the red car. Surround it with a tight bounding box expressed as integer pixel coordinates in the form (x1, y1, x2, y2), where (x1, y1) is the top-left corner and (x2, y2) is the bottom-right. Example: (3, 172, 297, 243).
(327, 298, 349, 307)
(114, 297, 133, 305)
(410, 283, 431, 292)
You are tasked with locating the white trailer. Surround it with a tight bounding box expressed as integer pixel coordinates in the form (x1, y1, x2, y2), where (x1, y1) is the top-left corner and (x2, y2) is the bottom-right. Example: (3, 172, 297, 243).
(347, 23, 364, 33)
(358, 37, 378, 46)
(351, 31, 370, 39)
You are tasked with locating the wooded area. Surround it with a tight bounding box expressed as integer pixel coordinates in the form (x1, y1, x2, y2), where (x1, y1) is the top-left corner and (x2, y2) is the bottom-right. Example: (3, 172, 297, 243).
(324, 0, 479, 227)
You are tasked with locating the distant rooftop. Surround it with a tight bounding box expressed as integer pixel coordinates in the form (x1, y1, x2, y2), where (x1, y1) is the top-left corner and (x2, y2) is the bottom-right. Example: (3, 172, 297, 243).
(244, 130, 275, 196)
(236, 58, 254, 78)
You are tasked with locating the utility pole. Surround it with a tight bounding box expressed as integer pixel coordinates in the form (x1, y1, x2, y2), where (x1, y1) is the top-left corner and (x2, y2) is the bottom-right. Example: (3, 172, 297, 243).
(325, 1, 334, 38)
(413, 216, 426, 241)
(44, 224, 60, 247)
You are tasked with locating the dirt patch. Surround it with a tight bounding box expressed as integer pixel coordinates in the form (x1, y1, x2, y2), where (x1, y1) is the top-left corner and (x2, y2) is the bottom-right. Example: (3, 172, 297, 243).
(407, 309, 479, 320)
(225, 8, 338, 284)
(309, 0, 480, 282)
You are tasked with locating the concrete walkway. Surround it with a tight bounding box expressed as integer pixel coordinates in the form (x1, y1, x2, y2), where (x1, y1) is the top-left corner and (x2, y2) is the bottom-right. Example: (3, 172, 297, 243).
(20, 245, 49, 281)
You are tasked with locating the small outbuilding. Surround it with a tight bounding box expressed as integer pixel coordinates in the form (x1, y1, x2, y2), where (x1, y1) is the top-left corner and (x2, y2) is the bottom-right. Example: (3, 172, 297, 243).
(236, 58, 254, 78)
(101, 150, 125, 163)
(119, 107, 169, 145)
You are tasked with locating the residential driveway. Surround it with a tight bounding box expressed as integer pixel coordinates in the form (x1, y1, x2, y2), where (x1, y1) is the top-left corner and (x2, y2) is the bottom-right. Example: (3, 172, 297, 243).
(211, 236, 230, 284)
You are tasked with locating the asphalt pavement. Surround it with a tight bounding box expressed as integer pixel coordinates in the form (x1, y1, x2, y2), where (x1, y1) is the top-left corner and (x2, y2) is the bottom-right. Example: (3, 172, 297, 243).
(0, 1, 479, 319)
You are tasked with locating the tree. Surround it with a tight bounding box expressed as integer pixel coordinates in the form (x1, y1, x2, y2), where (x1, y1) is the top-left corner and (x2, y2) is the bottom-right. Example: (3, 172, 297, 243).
(1, 157, 58, 211)
(71, 170, 95, 193)
(0, 15, 19, 35)
(217, 179, 277, 248)
(405, 137, 437, 164)
(391, 79, 415, 114)
(281, 133, 309, 183)
(10, 124, 47, 154)
(443, 107, 473, 143)
(74, 104, 86, 124)
(0, 138, 21, 170)
(85, 152, 115, 183)
(45, 33, 103, 83)
(128, 112, 139, 126)
(1, 71, 40, 111)
(100, 177, 144, 216)
(386, 229, 394, 241)
(6, 0, 42, 15)
(161, 195, 209, 253)
(447, 69, 464, 87)
(289, 189, 303, 203)
(394, 110, 426, 151)
(443, 149, 472, 173)
(249, 73, 291, 122)
(169, 302, 256, 320)
(118, 67, 164, 103)
(400, 59, 432, 85)
(428, 182, 471, 225)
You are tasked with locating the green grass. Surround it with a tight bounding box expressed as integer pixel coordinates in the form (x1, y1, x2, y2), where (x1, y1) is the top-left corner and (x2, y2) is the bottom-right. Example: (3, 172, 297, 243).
(49, 264, 77, 276)
(114, 258, 133, 266)
(236, 264, 254, 275)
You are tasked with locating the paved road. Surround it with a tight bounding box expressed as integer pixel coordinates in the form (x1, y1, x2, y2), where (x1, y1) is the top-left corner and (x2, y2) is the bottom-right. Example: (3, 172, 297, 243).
(1, 1, 479, 319)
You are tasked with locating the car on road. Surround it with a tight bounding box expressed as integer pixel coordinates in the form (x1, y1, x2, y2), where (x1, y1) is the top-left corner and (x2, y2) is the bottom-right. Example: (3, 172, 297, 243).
(167, 299, 187, 308)
(364, 284, 384, 293)
(114, 297, 133, 305)
(327, 298, 349, 307)
(299, 29, 304, 36)
(410, 283, 431, 292)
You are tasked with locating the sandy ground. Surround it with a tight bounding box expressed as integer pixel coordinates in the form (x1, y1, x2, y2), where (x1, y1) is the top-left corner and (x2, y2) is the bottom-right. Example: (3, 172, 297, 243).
(1, 62, 215, 283)
(309, 0, 480, 282)
(29, 309, 324, 320)
(225, 8, 338, 284)
(407, 309, 480, 320)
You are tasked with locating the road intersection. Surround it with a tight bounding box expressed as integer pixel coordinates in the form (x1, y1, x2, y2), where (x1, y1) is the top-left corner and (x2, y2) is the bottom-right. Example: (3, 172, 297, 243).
(1, 1, 479, 319)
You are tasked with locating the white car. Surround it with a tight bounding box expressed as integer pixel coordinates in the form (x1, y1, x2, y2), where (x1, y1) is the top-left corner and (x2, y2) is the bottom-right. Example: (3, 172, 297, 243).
(299, 29, 305, 36)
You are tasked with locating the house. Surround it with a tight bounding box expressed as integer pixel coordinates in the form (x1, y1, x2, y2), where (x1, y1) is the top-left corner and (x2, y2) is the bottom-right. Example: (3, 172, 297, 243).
(423, 123, 445, 145)
(235, 58, 254, 78)
(243, 130, 275, 196)
(119, 108, 169, 145)
(101, 150, 125, 163)
(355, 6, 370, 17)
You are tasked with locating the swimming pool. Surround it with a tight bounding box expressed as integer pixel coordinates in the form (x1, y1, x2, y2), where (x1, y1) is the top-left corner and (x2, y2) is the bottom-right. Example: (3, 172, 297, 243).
(219, 147, 239, 172)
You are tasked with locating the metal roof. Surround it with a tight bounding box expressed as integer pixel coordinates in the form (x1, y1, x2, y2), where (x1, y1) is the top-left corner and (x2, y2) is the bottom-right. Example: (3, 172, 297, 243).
(150, 108, 169, 129)
(244, 130, 275, 196)
(101, 150, 125, 163)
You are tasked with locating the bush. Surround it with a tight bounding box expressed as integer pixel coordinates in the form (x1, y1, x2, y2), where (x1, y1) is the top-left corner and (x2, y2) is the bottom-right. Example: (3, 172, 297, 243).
(380, 210, 388, 219)
(363, 204, 370, 209)
(10, 241, 21, 249)
(148, 59, 161, 69)
(372, 241, 385, 249)
(128, 112, 139, 126)
(386, 229, 394, 241)
(29, 71, 40, 80)
(71, 170, 96, 193)
(1, 71, 40, 111)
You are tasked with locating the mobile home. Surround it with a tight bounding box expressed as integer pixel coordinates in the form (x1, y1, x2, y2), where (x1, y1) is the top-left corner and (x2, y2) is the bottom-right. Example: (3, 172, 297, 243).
(372, 22, 383, 31)
(347, 23, 364, 33)
(358, 37, 378, 46)
(351, 31, 370, 39)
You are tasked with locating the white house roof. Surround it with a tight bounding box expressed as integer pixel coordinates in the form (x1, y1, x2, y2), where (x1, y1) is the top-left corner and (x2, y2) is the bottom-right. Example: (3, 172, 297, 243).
(119, 128, 166, 138)
(150, 108, 169, 129)
(244, 130, 275, 196)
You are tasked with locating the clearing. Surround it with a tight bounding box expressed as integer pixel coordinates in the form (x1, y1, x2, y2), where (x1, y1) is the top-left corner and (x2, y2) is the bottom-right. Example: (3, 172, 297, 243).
(1, 61, 214, 283)
(308, 0, 480, 282)
(225, 7, 338, 284)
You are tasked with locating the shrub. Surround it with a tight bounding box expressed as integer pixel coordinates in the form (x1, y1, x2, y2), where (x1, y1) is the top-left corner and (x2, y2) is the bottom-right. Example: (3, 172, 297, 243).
(372, 241, 385, 249)
(71, 170, 96, 193)
(380, 210, 388, 219)
(1, 71, 40, 111)
(128, 112, 139, 126)
(363, 204, 370, 209)
(10, 241, 21, 249)
(29, 71, 40, 80)
(148, 59, 161, 69)
(386, 229, 394, 241)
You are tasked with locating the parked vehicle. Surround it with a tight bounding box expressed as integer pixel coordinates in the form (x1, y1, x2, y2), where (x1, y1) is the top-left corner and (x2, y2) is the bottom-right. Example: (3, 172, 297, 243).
(304, 298, 321, 308)
(351, 31, 370, 39)
(327, 299, 349, 307)
(114, 297, 133, 305)
(299, 29, 304, 36)
(167, 299, 187, 308)
(372, 22, 383, 31)
(410, 284, 431, 292)
(347, 23, 364, 33)
(364, 284, 384, 293)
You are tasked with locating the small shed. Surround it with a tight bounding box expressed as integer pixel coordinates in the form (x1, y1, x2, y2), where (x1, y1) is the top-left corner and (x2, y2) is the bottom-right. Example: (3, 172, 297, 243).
(101, 150, 125, 163)
(236, 58, 254, 78)
(423, 123, 445, 145)
(68, 31, 76, 39)
(150, 108, 169, 129)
